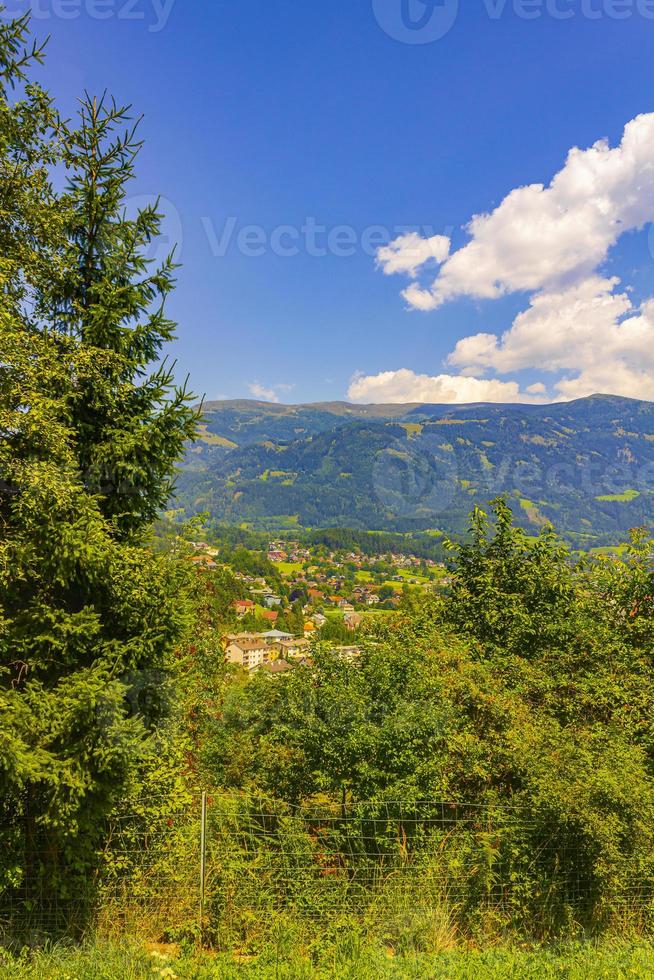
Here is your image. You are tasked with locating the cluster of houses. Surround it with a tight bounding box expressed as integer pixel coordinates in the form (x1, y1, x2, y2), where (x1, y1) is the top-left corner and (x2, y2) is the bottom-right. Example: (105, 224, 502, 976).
(267, 541, 312, 564)
(222, 629, 360, 675)
(187, 542, 219, 570)
(231, 599, 324, 633)
(181, 537, 447, 684)
(223, 629, 309, 671)
(269, 540, 441, 573)
(314, 587, 382, 608)
(187, 536, 445, 633)
(265, 542, 441, 612)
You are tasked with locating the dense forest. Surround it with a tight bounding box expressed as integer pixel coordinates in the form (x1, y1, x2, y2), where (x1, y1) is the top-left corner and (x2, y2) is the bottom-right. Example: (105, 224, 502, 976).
(177, 395, 654, 546)
(4, 13, 654, 977)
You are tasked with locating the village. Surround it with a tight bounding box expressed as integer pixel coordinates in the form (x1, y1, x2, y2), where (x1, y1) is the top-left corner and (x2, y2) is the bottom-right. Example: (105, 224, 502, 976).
(186, 535, 448, 673)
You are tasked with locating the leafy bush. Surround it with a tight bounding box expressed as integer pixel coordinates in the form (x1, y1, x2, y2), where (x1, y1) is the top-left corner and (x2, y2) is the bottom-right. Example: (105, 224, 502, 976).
(198, 501, 654, 940)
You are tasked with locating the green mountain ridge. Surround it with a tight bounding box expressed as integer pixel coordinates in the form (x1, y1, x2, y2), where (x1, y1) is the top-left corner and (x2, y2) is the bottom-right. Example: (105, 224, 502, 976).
(176, 394, 654, 545)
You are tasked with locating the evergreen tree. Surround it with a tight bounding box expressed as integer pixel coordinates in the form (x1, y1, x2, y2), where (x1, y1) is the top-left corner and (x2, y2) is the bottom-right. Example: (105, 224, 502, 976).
(0, 15, 196, 930)
(51, 92, 198, 539)
(0, 13, 63, 317)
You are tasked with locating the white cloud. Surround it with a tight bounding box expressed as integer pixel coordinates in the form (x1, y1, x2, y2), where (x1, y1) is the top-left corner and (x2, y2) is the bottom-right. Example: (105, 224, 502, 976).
(377, 232, 450, 279)
(448, 276, 654, 400)
(249, 383, 279, 403)
(382, 114, 654, 310)
(402, 282, 445, 311)
(368, 114, 654, 403)
(248, 382, 291, 403)
(347, 369, 547, 405)
(448, 275, 631, 374)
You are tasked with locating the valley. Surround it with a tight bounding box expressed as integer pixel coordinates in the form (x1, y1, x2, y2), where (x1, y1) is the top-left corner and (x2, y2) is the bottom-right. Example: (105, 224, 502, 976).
(175, 394, 654, 547)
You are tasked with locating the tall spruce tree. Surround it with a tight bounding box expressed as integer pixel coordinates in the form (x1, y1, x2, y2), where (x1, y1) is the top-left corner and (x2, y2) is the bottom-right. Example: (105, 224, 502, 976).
(0, 15, 196, 930)
(0, 14, 63, 315)
(53, 93, 198, 539)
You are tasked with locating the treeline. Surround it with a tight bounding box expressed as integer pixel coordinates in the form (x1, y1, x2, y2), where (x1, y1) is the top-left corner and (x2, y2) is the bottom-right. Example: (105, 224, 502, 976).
(305, 527, 446, 560)
(190, 520, 447, 561)
(205, 522, 271, 553)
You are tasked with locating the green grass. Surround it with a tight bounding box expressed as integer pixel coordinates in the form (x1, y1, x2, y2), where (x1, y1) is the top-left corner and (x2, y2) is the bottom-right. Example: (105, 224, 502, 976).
(518, 498, 549, 527)
(3, 939, 654, 979)
(595, 489, 641, 503)
(274, 561, 304, 575)
(196, 425, 237, 448)
(590, 543, 630, 556)
(393, 569, 433, 584)
(400, 423, 424, 440)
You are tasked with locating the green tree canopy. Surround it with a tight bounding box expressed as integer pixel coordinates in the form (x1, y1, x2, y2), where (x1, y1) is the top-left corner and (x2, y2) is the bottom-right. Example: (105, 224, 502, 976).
(0, 14, 197, 925)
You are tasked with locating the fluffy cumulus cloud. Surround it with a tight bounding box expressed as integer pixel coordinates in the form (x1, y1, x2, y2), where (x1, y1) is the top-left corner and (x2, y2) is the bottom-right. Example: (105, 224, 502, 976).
(377, 232, 450, 278)
(393, 114, 654, 311)
(359, 114, 654, 403)
(448, 275, 654, 400)
(347, 369, 546, 405)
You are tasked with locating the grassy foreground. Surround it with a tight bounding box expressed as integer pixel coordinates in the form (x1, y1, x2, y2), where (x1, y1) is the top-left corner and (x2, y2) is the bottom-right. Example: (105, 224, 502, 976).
(2, 940, 654, 979)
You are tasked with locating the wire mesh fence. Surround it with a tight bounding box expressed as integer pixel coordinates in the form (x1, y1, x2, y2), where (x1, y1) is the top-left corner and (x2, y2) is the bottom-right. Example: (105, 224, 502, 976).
(0, 789, 200, 945)
(3, 792, 654, 948)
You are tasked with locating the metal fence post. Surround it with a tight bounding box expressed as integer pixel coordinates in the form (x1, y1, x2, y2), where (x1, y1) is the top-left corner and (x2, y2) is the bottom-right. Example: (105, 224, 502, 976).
(199, 790, 207, 948)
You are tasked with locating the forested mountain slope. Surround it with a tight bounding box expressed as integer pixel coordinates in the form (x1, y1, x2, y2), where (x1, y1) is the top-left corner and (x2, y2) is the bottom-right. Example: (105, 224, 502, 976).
(175, 395, 654, 544)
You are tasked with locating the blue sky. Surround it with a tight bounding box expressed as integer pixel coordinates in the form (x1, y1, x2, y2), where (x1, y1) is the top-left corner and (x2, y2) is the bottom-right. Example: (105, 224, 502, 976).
(24, 0, 654, 404)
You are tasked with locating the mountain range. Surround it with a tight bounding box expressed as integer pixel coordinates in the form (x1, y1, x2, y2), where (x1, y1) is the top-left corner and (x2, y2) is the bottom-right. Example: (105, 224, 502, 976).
(174, 394, 654, 546)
